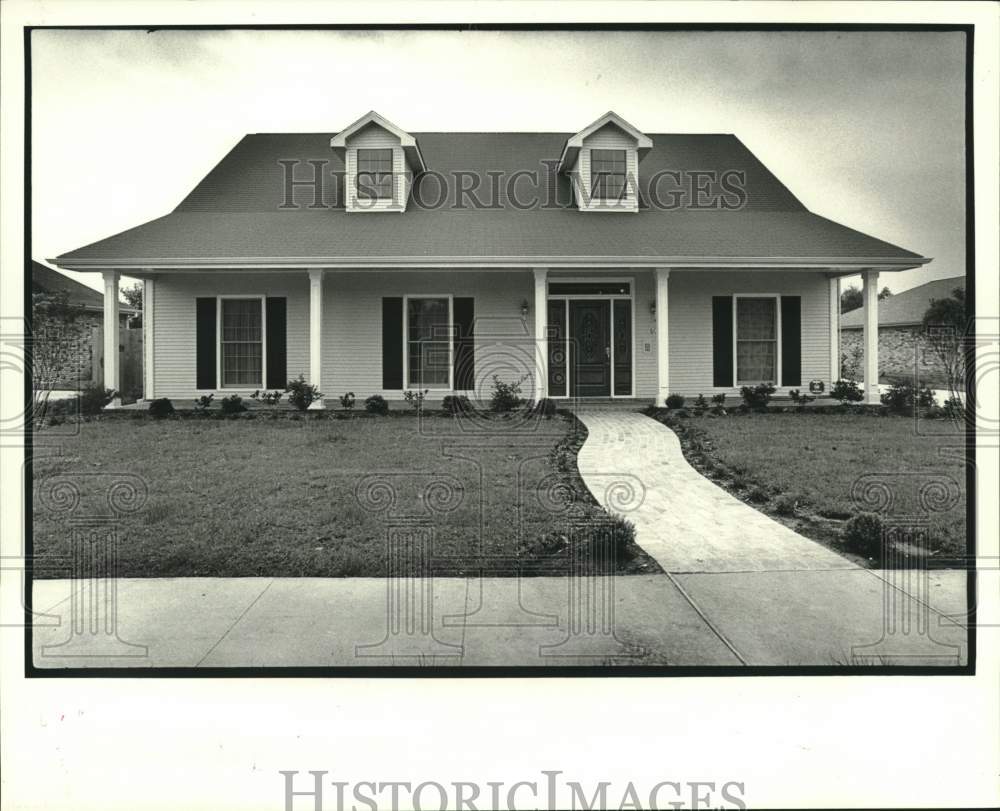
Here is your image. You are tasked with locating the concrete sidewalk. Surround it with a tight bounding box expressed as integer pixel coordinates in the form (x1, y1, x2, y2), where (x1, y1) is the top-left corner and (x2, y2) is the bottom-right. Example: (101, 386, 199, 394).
(31, 570, 968, 668)
(575, 410, 857, 573)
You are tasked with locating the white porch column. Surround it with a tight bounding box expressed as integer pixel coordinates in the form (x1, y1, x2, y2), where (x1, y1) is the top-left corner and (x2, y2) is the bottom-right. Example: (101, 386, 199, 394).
(828, 275, 840, 384)
(655, 267, 670, 404)
(862, 269, 880, 404)
(533, 268, 548, 400)
(143, 276, 155, 400)
(308, 268, 326, 409)
(101, 270, 121, 408)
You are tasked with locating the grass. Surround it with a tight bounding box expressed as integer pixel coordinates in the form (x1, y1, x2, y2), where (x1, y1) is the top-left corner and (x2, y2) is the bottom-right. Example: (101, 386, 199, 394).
(652, 410, 968, 565)
(32, 412, 661, 578)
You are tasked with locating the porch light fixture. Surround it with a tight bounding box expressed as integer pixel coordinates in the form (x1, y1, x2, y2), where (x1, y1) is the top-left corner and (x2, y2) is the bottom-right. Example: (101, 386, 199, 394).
(650, 299, 657, 318)
(520, 299, 529, 318)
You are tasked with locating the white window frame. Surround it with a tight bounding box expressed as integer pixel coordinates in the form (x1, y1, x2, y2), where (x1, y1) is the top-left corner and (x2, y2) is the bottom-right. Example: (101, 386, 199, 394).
(545, 276, 635, 399)
(216, 295, 267, 391)
(733, 293, 782, 387)
(402, 294, 454, 391)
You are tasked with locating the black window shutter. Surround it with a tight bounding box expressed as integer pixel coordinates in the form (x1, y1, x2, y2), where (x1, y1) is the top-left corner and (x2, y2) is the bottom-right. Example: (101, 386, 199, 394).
(265, 297, 287, 389)
(453, 297, 475, 391)
(196, 298, 216, 390)
(712, 296, 733, 387)
(382, 297, 404, 390)
(781, 296, 802, 387)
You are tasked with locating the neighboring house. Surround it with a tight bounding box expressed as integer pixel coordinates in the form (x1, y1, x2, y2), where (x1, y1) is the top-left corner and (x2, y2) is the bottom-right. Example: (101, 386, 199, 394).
(51, 111, 929, 408)
(840, 275, 965, 387)
(31, 261, 137, 390)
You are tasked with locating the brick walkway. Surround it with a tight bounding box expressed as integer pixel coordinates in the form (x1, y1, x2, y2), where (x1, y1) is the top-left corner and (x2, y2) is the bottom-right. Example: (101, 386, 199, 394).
(574, 410, 858, 573)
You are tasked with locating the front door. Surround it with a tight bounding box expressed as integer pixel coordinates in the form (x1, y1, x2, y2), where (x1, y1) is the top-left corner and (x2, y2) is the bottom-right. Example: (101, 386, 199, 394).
(569, 300, 611, 397)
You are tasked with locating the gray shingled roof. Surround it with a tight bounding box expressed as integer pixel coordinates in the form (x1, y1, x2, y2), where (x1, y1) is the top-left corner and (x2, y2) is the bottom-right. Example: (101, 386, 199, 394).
(841, 275, 965, 329)
(31, 261, 137, 312)
(55, 132, 927, 267)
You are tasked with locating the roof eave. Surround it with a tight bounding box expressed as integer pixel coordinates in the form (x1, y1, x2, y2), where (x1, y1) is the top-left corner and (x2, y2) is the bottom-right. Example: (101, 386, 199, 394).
(50, 255, 932, 272)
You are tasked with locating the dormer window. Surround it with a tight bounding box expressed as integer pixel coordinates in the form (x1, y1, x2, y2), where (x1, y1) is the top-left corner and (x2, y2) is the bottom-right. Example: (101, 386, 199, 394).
(557, 111, 652, 213)
(330, 111, 427, 213)
(590, 149, 627, 201)
(357, 149, 394, 199)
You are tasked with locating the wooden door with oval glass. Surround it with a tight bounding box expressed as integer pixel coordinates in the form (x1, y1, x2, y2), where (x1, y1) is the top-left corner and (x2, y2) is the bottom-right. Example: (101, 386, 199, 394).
(569, 300, 611, 397)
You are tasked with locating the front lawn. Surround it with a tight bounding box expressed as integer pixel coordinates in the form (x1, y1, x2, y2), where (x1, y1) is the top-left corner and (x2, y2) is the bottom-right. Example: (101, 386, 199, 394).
(651, 410, 968, 565)
(32, 413, 661, 578)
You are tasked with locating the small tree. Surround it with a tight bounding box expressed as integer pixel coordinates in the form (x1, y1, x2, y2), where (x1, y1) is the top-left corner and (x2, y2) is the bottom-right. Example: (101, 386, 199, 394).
(30, 291, 86, 422)
(840, 285, 862, 313)
(121, 282, 143, 328)
(922, 287, 967, 411)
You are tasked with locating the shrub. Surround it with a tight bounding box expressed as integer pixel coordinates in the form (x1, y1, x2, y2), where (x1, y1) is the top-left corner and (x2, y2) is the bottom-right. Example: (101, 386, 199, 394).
(590, 513, 637, 559)
(693, 394, 709, 412)
(403, 389, 429, 411)
(831, 379, 864, 403)
(442, 394, 473, 414)
(364, 394, 389, 415)
(772, 494, 797, 516)
(942, 396, 964, 419)
(193, 393, 214, 412)
(533, 397, 557, 418)
(286, 374, 322, 411)
(339, 391, 356, 411)
(490, 374, 525, 413)
(711, 393, 727, 406)
(880, 382, 933, 414)
(148, 398, 174, 418)
(251, 389, 283, 407)
(843, 512, 884, 558)
(788, 389, 814, 406)
(79, 384, 116, 415)
(746, 485, 770, 504)
(740, 382, 776, 411)
(220, 394, 246, 414)
(665, 393, 686, 409)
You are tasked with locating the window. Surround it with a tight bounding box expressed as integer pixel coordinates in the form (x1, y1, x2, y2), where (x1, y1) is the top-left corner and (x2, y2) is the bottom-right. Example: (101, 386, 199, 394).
(590, 149, 627, 201)
(357, 148, 394, 199)
(220, 298, 263, 387)
(736, 297, 778, 384)
(406, 297, 451, 388)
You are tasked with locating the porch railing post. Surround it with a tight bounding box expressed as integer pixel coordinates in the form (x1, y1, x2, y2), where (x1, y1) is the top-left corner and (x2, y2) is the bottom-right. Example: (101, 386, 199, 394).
(655, 267, 670, 404)
(533, 267, 548, 400)
(308, 268, 326, 409)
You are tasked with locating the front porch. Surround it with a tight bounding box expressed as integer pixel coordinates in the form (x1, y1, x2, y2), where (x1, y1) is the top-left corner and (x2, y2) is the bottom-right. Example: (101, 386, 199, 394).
(96, 266, 887, 408)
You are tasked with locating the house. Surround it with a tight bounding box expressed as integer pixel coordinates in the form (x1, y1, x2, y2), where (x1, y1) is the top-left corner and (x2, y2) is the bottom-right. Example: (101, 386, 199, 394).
(50, 111, 929, 409)
(840, 275, 965, 387)
(31, 261, 137, 390)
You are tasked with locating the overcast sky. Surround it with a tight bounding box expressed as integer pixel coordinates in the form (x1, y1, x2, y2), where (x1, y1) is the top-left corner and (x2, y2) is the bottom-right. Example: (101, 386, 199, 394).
(31, 28, 966, 294)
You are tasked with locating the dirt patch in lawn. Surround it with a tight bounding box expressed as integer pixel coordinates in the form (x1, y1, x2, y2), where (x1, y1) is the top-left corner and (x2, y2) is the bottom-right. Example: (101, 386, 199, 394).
(31, 412, 662, 578)
(647, 408, 968, 568)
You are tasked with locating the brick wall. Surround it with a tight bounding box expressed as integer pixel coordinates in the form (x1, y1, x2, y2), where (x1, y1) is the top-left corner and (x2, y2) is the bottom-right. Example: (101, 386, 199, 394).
(32, 312, 101, 390)
(840, 325, 953, 386)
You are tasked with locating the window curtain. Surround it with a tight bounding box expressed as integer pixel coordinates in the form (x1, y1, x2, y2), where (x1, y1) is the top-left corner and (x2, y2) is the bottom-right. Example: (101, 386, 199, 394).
(736, 298, 777, 383)
(221, 299, 263, 386)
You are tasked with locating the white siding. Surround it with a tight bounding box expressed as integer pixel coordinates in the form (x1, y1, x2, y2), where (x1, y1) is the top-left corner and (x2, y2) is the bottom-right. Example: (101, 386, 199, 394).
(344, 124, 406, 212)
(323, 270, 538, 398)
(152, 272, 309, 399)
(149, 269, 829, 402)
(575, 123, 640, 212)
(666, 270, 832, 396)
